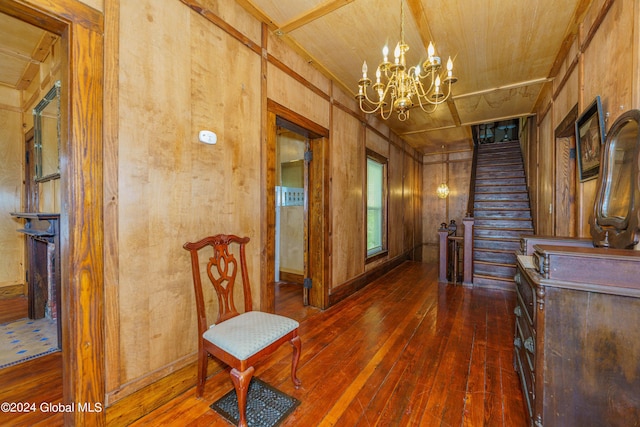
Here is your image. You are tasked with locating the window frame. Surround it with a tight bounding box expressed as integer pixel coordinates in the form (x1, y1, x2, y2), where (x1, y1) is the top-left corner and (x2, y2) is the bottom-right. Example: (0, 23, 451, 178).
(365, 148, 389, 262)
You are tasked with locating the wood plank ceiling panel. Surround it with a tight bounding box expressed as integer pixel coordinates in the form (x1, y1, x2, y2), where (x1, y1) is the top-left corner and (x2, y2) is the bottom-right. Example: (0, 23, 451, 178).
(0, 12, 56, 90)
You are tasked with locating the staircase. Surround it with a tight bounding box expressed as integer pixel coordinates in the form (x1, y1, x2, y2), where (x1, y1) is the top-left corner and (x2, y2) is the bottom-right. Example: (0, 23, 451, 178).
(472, 141, 534, 290)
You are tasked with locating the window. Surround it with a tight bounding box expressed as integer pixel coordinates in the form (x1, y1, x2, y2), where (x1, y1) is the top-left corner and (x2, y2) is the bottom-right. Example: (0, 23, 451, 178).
(366, 150, 388, 259)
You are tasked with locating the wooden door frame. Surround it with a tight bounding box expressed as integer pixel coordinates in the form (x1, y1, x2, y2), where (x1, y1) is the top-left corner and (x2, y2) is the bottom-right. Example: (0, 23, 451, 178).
(554, 105, 579, 236)
(1, 1, 105, 425)
(264, 100, 330, 310)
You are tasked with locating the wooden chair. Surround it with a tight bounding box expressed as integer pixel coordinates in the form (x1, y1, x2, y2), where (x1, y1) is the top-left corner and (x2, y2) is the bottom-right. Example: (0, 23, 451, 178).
(183, 234, 301, 427)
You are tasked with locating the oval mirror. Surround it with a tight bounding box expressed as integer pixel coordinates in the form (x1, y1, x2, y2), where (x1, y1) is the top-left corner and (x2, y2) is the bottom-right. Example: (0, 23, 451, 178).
(590, 109, 640, 248)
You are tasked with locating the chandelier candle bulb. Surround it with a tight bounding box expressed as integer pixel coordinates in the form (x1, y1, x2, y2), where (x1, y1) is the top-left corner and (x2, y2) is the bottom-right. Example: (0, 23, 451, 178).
(362, 61, 368, 79)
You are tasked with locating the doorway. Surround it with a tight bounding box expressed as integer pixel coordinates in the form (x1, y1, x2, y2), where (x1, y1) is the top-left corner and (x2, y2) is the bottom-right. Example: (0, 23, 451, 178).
(0, 12, 62, 368)
(275, 126, 308, 310)
(554, 105, 579, 236)
(265, 100, 330, 313)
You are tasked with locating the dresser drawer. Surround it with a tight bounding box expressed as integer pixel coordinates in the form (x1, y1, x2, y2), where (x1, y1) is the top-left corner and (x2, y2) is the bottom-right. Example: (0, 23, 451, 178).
(514, 305, 535, 420)
(515, 267, 535, 324)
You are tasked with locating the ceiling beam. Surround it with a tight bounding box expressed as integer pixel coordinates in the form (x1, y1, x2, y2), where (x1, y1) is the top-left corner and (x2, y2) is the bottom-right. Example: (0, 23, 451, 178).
(399, 113, 534, 136)
(452, 77, 552, 100)
(234, 0, 279, 31)
(275, 0, 354, 35)
(405, 0, 435, 51)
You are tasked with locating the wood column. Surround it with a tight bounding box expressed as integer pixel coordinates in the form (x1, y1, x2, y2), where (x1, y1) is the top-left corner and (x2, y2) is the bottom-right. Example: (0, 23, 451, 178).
(438, 223, 449, 283)
(463, 216, 474, 286)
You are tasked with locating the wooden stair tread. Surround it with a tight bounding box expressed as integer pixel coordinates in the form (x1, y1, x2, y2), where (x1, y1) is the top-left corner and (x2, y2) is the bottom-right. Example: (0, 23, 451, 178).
(474, 260, 515, 267)
(472, 273, 516, 283)
(474, 236, 520, 241)
(475, 226, 533, 231)
(473, 207, 530, 210)
(475, 217, 533, 221)
(474, 247, 517, 254)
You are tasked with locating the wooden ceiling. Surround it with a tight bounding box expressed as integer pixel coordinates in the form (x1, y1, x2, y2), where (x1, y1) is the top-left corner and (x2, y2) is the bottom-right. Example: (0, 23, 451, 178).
(1, 1, 591, 154)
(238, 0, 592, 153)
(0, 12, 57, 92)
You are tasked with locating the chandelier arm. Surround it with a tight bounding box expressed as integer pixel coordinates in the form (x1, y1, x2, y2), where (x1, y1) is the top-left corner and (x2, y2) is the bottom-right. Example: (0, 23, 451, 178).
(359, 97, 383, 115)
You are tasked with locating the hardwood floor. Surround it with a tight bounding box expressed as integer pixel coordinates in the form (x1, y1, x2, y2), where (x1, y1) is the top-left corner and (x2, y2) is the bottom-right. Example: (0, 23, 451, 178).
(133, 261, 527, 426)
(0, 351, 63, 427)
(0, 261, 526, 426)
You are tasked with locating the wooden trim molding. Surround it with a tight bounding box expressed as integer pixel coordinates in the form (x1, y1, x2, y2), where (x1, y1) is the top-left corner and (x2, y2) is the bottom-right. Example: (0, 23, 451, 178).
(552, 54, 579, 101)
(267, 53, 331, 102)
(180, 0, 261, 55)
(267, 99, 329, 137)
(580, 0, 615, 53)
(104, 0, 121, 395)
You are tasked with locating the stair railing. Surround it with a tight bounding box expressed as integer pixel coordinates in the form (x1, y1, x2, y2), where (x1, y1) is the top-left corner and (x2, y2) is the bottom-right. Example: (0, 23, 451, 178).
(466, 143, 479, 218)
(460, 143, 478, 286)
(438, 220, 471, 284)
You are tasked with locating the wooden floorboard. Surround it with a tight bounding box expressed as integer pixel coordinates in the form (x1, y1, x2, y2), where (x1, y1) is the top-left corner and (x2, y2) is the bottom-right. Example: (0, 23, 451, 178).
(132, 261, 527, 426)
(0, 351, 63, 427)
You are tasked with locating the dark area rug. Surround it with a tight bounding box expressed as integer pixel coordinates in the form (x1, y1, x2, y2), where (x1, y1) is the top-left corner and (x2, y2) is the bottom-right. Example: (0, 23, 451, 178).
(210, 378, 300, 427)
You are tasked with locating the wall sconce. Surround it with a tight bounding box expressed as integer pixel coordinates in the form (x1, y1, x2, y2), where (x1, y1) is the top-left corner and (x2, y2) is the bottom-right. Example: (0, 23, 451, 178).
(436, 145, 449, 198)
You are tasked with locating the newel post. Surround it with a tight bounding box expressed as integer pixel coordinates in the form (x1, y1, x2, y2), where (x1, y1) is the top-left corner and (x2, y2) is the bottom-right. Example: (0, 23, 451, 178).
(463, 215, 474, 286)
(438, 223, 449, 283)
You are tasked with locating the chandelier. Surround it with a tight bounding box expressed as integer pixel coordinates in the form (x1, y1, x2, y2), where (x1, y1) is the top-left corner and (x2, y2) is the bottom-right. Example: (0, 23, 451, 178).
(436, 145, 449, 198)
(356, 0, 457, 121)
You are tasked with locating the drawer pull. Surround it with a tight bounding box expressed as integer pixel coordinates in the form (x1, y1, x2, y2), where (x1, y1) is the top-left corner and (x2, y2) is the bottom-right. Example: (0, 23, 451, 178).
(514, 271, 521, 285)
(514, 306, 522, 317)
(524, 337, 535, 354)
(514, 337, 522, 349)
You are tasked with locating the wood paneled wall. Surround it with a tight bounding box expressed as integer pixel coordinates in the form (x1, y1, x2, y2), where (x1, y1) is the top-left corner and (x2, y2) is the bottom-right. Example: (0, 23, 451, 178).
(531, 0, 639, 237)
(0, 106, 23, 289)
(421, 149, 473, 262)
(103, 0, 424, 407)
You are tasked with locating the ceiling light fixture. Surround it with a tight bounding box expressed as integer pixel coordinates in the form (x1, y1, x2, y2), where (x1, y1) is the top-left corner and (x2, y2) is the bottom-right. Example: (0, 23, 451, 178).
(356, 0, 457, 121)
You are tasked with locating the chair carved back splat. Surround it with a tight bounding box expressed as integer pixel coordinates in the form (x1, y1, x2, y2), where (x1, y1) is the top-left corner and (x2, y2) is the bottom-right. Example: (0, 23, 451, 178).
(184, 234, 253, 328)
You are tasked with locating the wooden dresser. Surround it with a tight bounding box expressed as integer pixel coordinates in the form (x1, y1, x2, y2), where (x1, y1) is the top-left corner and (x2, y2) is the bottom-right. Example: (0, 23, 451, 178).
(515, 236, 640, 426)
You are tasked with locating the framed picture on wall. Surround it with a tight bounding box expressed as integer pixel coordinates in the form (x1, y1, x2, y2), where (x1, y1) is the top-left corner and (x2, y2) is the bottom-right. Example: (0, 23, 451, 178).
(575, 96, 606, 181)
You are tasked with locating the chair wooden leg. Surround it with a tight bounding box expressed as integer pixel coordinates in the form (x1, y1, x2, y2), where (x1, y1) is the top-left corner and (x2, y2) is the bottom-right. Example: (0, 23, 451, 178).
(196, 348, 208, 397)
(290, 335, 302, 388)
(230, 366, 254, 427)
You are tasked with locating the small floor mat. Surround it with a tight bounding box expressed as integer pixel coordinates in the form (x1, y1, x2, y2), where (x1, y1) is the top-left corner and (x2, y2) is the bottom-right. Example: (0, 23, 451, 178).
(0, 318, 59, 369)
(210, 378, 300, 427)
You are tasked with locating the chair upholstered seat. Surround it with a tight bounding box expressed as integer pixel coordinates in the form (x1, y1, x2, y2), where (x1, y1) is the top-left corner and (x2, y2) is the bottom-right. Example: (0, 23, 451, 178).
(203, 311, 299, 360)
